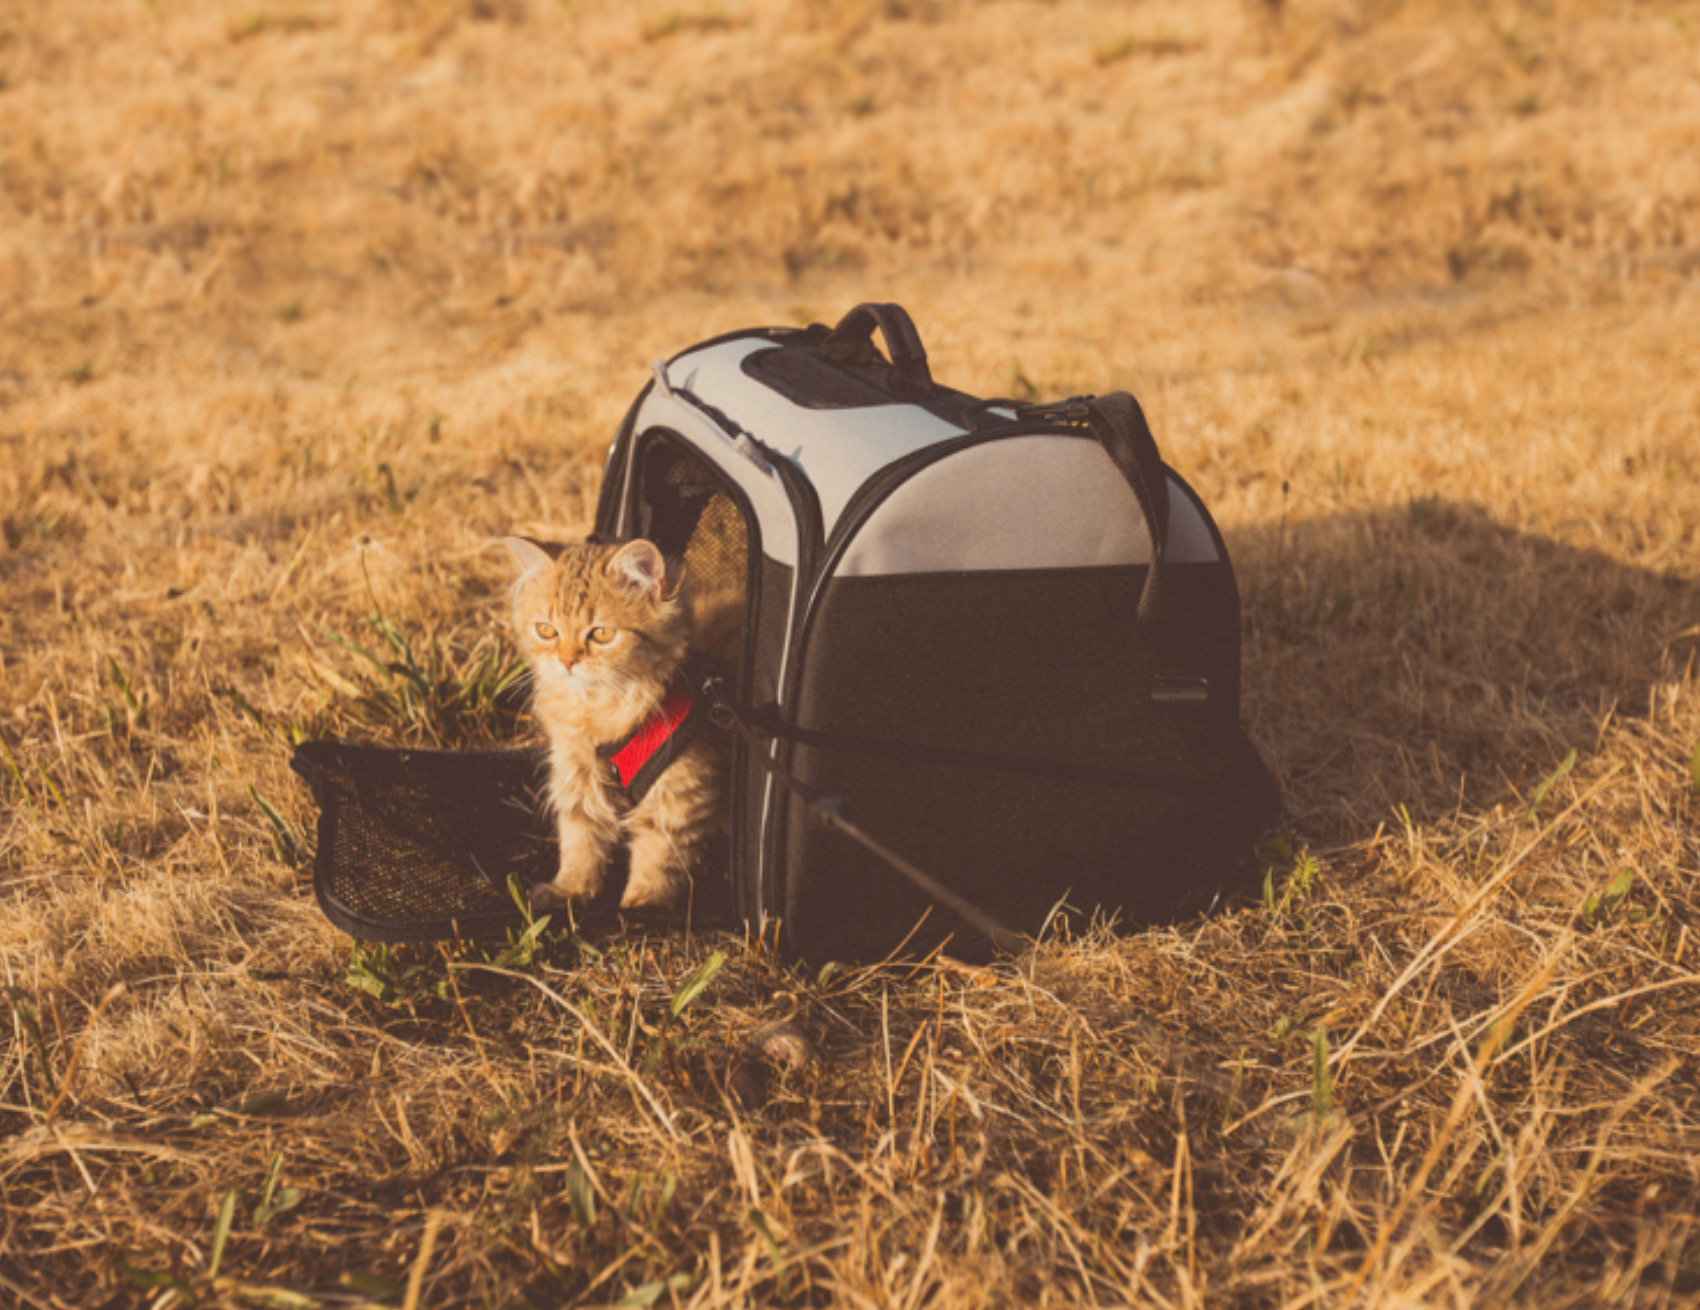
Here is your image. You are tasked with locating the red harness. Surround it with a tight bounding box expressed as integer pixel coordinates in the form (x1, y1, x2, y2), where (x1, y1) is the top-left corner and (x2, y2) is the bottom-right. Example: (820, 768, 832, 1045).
(597, 671, 709, 804)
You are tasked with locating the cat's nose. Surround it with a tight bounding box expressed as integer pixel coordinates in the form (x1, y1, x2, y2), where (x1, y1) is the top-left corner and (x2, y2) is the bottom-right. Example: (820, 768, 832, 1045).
(559, 656, 576, 672)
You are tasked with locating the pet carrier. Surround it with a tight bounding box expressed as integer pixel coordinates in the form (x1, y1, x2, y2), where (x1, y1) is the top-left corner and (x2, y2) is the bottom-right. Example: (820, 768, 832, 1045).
(294, 302, 1281, 959)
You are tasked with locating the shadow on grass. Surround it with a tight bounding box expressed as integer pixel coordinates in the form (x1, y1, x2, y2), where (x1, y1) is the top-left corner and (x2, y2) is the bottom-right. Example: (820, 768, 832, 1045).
(1229, 499, 1700, 841)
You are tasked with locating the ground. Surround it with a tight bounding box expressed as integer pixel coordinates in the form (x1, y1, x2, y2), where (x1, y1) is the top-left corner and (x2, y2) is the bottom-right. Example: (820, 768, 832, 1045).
(2, 0, 1700, 1305)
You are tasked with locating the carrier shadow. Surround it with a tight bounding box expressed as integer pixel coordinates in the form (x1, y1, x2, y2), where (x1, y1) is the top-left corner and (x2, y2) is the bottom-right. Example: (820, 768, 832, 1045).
(1226, 500, 1700, 841)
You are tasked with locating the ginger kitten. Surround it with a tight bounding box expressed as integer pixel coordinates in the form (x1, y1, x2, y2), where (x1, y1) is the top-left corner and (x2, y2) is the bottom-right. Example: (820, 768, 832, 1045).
(506, 536, 726, 912)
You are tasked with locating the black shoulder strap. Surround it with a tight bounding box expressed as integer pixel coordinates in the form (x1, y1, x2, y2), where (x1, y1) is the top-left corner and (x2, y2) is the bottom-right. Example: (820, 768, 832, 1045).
(1085, 392, 1169, 625)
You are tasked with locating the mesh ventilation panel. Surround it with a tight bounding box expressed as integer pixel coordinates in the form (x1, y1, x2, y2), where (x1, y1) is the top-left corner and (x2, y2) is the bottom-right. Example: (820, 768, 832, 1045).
(292, 742, 555, 941)
(635, 439, 750, 617)
(293, 737, 736, 941)
(682, 490, 749, 610)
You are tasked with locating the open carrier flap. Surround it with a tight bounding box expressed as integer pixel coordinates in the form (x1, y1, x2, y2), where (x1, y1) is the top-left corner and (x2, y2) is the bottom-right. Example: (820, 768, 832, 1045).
(291, 741, 733, 942)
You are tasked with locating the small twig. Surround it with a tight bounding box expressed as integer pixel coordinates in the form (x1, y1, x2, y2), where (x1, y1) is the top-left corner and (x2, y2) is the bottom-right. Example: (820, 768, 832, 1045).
(402, 1209, 444, 1310)
(42, 984, 126, 1126)
(266, 525, 318, 602)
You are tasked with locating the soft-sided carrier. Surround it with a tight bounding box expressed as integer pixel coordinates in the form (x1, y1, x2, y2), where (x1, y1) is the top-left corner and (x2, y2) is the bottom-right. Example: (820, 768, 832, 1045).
(294, 303, 1281, 960)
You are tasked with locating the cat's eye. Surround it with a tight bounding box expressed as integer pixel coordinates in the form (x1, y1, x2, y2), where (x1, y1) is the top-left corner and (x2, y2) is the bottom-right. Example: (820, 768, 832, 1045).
(534, 622, 559, 642)
(587, 626, 613, 645)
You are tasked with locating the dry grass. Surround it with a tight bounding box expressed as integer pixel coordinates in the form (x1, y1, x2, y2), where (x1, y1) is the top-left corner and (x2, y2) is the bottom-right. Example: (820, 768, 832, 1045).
(4, 0, 1700, 1305)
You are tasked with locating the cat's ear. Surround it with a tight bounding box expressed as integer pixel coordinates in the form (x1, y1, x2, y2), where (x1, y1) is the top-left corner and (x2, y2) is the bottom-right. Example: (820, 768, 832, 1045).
(607, 539, 668, 600)
(505, 536, 554, 580)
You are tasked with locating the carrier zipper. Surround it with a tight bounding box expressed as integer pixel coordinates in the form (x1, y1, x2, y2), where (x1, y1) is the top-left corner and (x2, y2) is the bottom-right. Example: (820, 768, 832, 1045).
(669, 380, 778, 476)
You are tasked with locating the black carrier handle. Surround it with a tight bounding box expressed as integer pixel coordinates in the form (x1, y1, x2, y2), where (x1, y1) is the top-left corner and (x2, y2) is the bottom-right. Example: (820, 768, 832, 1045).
(819, 302, 935, 401)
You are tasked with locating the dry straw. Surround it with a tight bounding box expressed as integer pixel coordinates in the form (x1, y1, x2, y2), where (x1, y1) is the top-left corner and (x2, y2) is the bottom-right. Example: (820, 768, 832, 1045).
(2, 0, 1699, 1305)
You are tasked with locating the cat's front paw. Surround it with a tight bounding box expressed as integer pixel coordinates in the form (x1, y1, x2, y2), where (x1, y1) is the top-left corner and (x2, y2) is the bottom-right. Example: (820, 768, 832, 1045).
(532, 860, 604, 911)
(529, 880, 581, 914)
(620, 865, 688, 911)
(623, 825, 693, 911)
(535, 840, 608, 911)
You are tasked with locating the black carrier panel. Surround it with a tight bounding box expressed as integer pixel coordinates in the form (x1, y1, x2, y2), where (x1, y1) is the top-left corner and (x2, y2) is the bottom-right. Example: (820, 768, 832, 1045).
(776, 561, 1271, 961)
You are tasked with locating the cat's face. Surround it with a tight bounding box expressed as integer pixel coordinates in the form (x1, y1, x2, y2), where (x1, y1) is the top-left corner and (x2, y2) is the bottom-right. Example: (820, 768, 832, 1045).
(507, 538, 688, 696)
